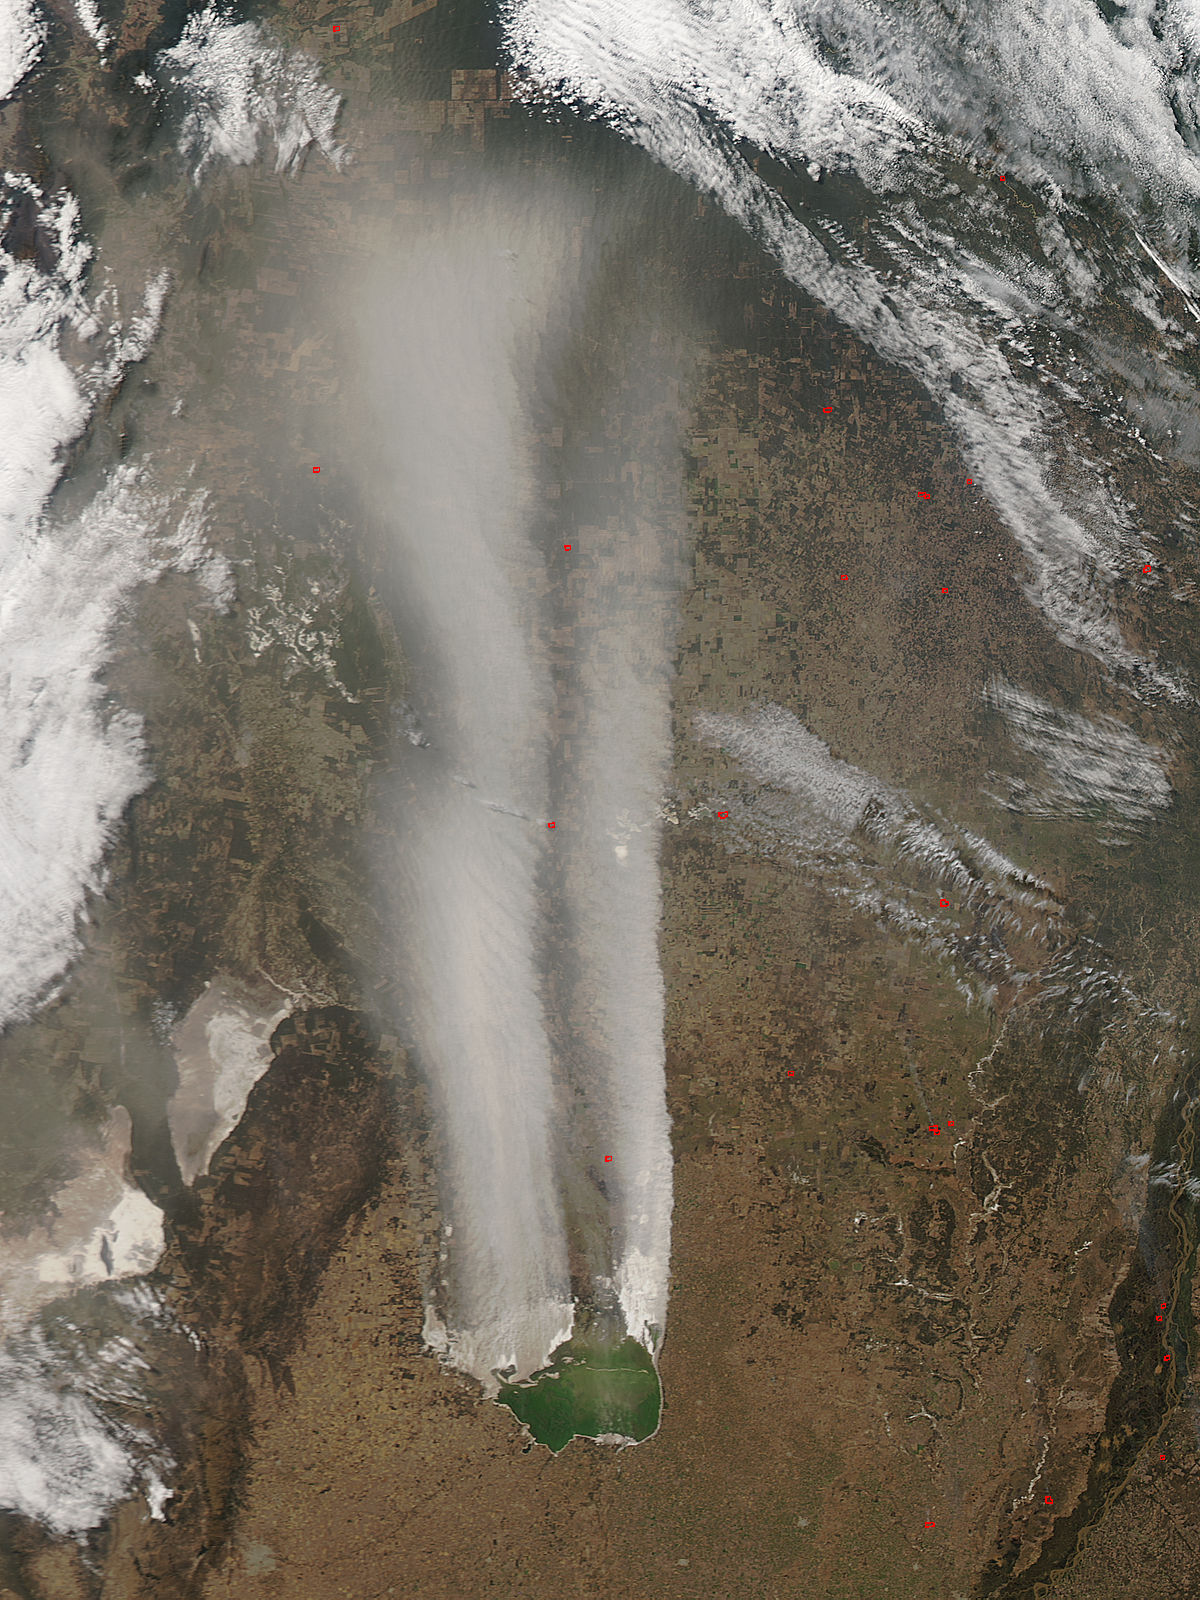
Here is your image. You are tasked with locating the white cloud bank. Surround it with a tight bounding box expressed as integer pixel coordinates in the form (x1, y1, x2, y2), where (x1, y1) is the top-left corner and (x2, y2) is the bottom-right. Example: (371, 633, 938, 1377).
(0, 171, 226, 1539)
(0, 0, 43, 104)
(502, 0, 1200, 699)
(157, 5, 349, 182)
(0, 176, 228, 1032)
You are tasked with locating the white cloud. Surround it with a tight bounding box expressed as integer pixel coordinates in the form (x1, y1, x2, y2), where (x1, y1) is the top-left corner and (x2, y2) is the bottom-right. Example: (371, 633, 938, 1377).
(502, 0, 1200, 698)
(985, 677, 1173, 824)
(0, 176, 228, 1031)
(72, 0, 108, 53)
(157, 6, 348, 183)
(0, 1291, 173, 1535)
(0, 0, 44, 105)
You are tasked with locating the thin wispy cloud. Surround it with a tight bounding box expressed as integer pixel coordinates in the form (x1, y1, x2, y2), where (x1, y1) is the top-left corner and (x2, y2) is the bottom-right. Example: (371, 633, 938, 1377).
(984, 677, 1174, 826)
(695, 701, 1161, 1028)
(503, 0, 1200, 699)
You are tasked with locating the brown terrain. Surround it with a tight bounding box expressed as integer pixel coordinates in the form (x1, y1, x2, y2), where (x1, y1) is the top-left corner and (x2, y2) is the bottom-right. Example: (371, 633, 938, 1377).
(0, 1, 1197, 1598)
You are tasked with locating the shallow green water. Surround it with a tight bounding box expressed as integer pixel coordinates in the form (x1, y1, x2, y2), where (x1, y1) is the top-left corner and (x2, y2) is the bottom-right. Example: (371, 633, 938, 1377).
(497, 1333, 661, 1452)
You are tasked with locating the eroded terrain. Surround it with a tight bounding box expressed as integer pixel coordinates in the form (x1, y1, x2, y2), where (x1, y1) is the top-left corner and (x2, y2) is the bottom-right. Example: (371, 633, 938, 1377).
(0, 1, 1198, 1597)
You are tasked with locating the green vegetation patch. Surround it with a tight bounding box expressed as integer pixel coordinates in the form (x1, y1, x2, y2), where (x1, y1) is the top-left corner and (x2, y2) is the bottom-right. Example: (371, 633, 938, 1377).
(497, 1334, 661, 1452)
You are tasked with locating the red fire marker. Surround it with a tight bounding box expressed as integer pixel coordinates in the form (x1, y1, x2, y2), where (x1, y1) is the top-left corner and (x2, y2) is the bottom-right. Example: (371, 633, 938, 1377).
(1161, 1302, 1168, 1309)
(924, 1521, 935, 1530)
(1164, 1353, 1172, 1362)
(928, 1124, 942, 1134)
(966, 477, 974, 484)
(998, 175, 1006, 182)
(917, 490, 931, 500)
(717, 809, 730, 819)
(604, 1155, 611, 1162)
(939, 897, 949, 907)
(1160, 1453, 1167, 1461)
(1157, 1313, 1163, 1322)
(839, 573, 849, 581)
(948, 1119, 955, 1127)
(547, 821, 556, 829)
(1143, 563, 1152, 574)
(313, 466, 320, 473)
(786, 1070, 795, 1077)
(822, 406, 833, 414)
(563, 543, 572, 551)
(332, 22, 340, 30)
(1043, 1495, 1053, 1506)
(941, 586, 949, 594)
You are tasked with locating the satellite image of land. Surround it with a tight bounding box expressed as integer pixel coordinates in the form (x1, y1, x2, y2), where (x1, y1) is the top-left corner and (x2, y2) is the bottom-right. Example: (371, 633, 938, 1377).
(0, 0, 1197, 1596)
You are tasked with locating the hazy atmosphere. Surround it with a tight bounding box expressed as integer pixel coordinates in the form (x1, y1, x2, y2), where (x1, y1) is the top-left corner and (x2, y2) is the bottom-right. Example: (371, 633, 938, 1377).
(0, 0, 1199, 1596)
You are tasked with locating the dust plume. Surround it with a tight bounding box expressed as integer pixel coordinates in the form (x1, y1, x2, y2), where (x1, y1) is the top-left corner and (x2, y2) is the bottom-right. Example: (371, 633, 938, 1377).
(348, 174, 689, 1388)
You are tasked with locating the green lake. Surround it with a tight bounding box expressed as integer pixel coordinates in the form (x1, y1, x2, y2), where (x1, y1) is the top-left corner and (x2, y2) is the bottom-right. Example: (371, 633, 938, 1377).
(498, 1333, 662, 1453)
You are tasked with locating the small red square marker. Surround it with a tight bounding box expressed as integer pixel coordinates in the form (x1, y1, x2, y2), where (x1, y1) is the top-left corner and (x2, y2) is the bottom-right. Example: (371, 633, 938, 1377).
(928, 1124, 941, 1134)
(998, 175, 1006, 182)
(839, 573, 849, 581)
(924, 1521, 935, 1530)
(604, 1155, 611, 1162)
(547, 821, 555, 829)
(966, 477, 973, 484)
(941, 586, 949, 593)
(938, 897, 949, 907)
(1043, 1494, 1053, 1505)
(1164, 1353, 1172, 1361)
(822, 406, 832, 414)
(1161, 1302, 1168, 1309)
(948, 1119, 955, 1127)
(1157, 1313, 1163, 1321)
(332, 22, 340, 30)
(717, 810, 730, 819)
(563, 543, 572, 551)
(313, 466, 320, 473)
(1143, 563, 1152, 574)
(786, 1070, 795, 1077)
(1160, 1453, 1167, 1460)
(917, 490, 931, 500)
